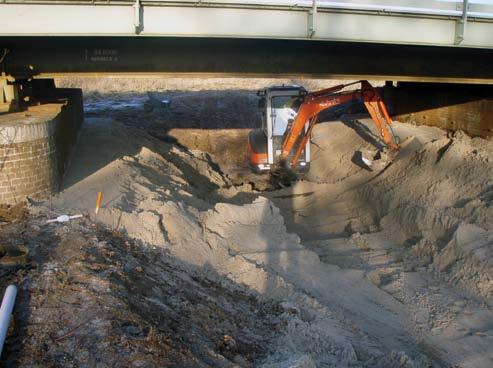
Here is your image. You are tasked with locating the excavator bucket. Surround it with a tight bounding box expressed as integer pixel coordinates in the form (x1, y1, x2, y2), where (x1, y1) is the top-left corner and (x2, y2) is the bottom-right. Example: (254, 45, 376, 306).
(353, 148, 394, 172)
(352, 150, 374, 171)
(361, 153, 374, 170)
(270, 159, 298, 188)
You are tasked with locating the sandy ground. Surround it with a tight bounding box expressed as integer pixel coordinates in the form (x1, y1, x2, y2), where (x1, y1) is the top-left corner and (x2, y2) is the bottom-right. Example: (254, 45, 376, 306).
(0, 79, 492, 367)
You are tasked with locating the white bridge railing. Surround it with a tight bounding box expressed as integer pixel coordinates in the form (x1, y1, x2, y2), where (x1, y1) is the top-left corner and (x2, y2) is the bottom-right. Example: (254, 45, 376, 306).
(0, 0, 492, 47)
(3, 0, 493, 17)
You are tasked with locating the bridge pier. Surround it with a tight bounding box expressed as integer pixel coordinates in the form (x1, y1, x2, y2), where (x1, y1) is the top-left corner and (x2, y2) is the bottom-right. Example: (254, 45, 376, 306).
(0, 79, 83, 204)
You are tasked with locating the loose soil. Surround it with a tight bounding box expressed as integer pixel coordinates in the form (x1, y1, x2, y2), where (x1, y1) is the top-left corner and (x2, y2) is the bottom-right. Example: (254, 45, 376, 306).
(1, 78, 492, 368)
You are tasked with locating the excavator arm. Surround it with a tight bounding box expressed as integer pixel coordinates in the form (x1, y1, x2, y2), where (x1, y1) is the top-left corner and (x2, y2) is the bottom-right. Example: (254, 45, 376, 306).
(281, 80, 399, 168)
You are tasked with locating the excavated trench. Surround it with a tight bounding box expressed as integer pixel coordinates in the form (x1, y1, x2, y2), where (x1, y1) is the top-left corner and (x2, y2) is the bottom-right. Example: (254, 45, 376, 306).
(87, 88, 493, 366)
(89, 88, 492, 366)
(2, 81, 492, 368)
(164, 105, 493, 305)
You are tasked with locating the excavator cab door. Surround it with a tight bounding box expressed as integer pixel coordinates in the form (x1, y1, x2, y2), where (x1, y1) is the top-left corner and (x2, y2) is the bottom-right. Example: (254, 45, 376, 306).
(266, 87, 310, 172)
(248, 85, 309, 173)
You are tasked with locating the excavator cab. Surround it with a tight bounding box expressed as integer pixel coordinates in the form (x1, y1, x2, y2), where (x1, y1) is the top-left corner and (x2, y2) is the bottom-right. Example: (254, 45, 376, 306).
(248, 85, 310, 173)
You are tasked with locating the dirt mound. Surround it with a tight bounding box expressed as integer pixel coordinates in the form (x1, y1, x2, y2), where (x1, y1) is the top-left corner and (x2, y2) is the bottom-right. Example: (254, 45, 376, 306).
(271, 120, 492, 304)
(43, 118, 434, 367)
(307, 120, 381, 184)
(51, 118, 238, 215)
(7, 85, 493, 368)
(357, 133, 493, 303)
(266, 118, 492, 305)
(265, 120, 493, 367)
(0, 217, 282, 367)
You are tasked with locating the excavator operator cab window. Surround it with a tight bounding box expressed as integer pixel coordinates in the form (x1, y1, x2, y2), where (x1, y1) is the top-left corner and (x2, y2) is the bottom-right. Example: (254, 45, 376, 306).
(271, 95, 303, 136)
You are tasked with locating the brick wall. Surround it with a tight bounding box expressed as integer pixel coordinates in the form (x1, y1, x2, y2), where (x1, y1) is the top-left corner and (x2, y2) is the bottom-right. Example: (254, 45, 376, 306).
(0, 137, 58, 203)
(0, 88, 83, 204)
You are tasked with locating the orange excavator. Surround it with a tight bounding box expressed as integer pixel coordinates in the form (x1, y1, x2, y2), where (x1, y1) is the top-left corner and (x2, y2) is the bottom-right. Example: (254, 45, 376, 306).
(247, 80, 399, 174)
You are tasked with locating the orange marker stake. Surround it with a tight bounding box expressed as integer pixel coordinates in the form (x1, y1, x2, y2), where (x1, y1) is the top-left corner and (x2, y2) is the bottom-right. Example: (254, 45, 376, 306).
(95, 191, 103, 215)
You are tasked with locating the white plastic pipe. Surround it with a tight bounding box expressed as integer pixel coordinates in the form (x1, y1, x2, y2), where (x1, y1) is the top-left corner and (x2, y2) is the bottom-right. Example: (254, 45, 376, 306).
(46, 214, 83, 223)
(0, 285, 17, 357)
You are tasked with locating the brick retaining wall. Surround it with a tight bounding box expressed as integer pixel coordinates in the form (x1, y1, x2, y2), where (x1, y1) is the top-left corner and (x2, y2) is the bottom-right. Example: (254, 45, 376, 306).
(0, 137, 57, 203)
(0, 88, 83, 204)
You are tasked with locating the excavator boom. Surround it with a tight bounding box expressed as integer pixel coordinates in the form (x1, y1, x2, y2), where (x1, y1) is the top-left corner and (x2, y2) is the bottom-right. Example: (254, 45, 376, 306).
(281, 80, 399, 168)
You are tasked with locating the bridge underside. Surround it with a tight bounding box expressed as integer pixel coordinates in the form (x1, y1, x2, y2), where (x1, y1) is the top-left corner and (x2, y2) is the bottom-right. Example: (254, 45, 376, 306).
(1, 37, 493, 83)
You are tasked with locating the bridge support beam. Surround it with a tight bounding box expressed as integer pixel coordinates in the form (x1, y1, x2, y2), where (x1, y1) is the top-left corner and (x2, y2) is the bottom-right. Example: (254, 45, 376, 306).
(1, 37, 493, 84)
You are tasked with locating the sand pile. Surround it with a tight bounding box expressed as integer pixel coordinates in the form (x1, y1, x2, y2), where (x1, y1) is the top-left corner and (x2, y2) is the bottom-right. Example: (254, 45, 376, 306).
(306, 119, 447, 184)
(357, 131, 493, 304)
(264, 119, 493, 367)
(307, 120, 383, 184)
(47, 118, 432, 367)
(268, 118, 492, 305)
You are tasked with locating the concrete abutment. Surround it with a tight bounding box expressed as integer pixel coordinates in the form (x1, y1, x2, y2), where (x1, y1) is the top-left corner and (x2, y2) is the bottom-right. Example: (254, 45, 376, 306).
(0, 80, 83, 204)
(387, 83, 493, 138)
